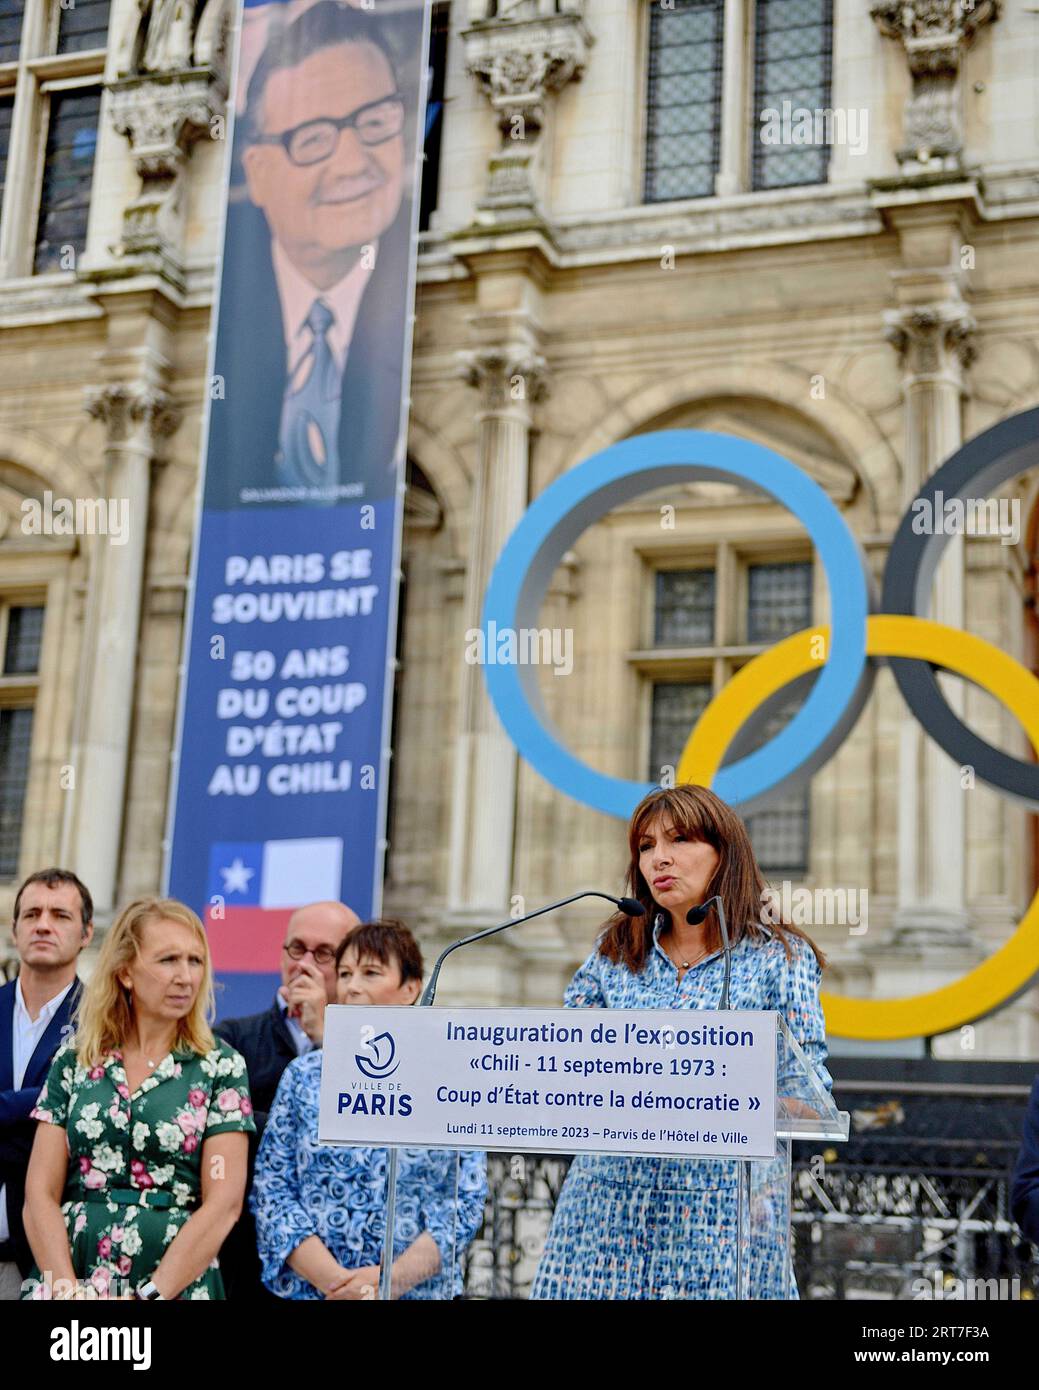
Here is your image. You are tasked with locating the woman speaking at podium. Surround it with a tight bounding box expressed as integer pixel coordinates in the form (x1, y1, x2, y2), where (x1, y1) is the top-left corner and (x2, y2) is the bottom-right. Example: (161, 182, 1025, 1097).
(530, 783, 830, 1301)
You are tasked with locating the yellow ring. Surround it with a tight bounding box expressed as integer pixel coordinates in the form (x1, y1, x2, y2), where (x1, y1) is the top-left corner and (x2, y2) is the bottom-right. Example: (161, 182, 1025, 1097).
(676, 615, 1039, 1040)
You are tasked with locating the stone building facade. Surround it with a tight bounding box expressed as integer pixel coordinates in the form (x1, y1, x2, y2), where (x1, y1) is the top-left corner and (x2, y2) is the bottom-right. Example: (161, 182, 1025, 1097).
(0, 0, 1037, 1059)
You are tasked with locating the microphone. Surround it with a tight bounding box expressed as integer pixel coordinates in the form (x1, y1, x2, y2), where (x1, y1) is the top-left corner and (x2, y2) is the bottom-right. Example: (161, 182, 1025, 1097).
(420, 891, 646, 1006)
(686, 894, 732, 1010)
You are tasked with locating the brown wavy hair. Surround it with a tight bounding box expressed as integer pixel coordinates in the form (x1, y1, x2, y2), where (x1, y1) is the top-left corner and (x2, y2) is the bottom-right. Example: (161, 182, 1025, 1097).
(74, 898, 216, 1067)
(597, 784, 825, 974)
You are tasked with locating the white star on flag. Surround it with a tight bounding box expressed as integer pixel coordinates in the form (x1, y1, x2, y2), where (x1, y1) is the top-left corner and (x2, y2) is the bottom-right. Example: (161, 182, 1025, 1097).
(220, 857, 254, 896)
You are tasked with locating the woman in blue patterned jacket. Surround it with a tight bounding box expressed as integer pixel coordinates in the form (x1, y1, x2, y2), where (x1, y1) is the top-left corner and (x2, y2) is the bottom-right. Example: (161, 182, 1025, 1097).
(530, 783, 832, 1301)
(252, 920, 486, 1299)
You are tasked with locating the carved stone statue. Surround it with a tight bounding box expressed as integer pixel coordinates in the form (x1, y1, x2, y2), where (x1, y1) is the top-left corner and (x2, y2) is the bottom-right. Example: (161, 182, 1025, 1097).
(142, 0, 194, 71)
(107, 0, 231, 279)
(119, 0, 231, 78)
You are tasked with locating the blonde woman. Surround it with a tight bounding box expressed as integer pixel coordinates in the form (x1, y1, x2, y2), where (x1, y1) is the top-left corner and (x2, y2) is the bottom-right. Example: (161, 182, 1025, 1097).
(22, 898, 254, 1300)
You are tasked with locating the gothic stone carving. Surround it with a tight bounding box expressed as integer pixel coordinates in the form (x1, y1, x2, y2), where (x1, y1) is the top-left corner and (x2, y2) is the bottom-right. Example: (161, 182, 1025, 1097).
(463, 5, 593, 212)
(108, 2, 231, 273)
(871, 0, 1000, 173)
(86, 384, 181, 450)
(458, 348, 549, 411)
(883, 303, 976, 379)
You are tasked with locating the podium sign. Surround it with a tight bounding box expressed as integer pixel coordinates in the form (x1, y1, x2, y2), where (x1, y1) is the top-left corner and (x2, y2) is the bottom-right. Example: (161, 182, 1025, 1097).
(318, 1005, 778, 1160)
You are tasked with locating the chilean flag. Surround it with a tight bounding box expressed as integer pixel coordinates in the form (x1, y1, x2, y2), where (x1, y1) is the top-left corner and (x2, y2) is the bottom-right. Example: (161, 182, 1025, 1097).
(205, 838, 344, 1019)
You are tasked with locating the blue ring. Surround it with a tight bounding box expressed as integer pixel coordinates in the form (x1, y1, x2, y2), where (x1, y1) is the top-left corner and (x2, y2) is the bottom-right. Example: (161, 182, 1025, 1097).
(481, 430, 870, 818)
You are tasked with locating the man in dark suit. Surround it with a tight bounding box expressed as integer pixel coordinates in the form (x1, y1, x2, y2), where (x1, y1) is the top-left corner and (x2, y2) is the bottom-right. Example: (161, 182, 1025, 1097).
(0, 868, 92, 1299)
(205, 1, 413, 510)
(1012, 1076, 1039, 1246)
(215, 898, 359, 1299)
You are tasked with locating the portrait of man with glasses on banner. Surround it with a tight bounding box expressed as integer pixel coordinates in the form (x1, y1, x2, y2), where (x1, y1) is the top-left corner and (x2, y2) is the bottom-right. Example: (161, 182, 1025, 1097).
(205, 0, 420, 510)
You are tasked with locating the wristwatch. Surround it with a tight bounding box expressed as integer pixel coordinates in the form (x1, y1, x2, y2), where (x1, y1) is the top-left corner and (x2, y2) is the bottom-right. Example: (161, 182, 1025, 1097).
(136, 1280, 164, 1301)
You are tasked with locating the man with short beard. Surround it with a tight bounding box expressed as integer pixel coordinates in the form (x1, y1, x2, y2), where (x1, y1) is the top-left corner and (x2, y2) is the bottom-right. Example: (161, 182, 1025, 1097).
(0, 868, 93, 1298)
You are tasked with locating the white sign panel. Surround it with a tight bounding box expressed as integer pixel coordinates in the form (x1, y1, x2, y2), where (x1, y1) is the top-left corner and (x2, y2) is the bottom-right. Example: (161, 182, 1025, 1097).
(318, 1006, 778, 1160)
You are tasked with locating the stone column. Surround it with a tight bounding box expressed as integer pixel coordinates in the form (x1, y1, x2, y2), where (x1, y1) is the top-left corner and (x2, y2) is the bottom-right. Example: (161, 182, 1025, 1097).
(63, 385, 179, 914)
(447, 342, 547, 923)
(884, 296, 975, 948)
(715, 0, 748, 196)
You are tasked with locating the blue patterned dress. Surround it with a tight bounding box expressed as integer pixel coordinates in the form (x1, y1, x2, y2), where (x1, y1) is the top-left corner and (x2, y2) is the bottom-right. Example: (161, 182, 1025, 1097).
(529, 922, 832, 1301)
(252, 1051, 487, 1299)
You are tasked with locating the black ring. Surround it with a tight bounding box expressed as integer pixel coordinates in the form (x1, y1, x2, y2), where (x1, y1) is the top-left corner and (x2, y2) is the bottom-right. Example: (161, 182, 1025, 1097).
(881, 406, 1039, 808)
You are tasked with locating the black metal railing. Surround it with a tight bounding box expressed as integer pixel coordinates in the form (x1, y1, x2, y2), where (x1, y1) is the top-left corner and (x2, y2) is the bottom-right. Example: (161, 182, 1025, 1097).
(461, 1064, 1038, 1300)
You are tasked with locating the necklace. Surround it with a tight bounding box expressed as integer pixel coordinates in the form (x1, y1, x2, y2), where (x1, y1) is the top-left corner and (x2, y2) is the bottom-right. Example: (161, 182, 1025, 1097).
(664, 940, 710, 972)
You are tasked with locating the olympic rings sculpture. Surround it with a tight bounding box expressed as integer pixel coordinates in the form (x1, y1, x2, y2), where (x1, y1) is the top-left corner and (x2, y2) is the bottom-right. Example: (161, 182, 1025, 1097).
(481, 409, 1039, 1040)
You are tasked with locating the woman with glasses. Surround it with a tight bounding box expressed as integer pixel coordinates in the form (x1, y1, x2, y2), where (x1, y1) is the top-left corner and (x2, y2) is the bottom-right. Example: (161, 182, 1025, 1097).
(252, 920, 487, 1300)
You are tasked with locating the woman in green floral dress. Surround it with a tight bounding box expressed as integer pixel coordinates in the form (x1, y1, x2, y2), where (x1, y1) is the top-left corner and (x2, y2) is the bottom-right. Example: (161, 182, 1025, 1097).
(23, 898, 254, 1300)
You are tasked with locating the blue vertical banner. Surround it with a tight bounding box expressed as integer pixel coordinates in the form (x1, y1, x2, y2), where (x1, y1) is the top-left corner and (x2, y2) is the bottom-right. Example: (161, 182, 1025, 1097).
(166, 0, 431, 1018)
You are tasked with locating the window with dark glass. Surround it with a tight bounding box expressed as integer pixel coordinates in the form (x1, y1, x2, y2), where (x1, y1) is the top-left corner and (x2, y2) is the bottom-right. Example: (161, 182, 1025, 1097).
(0, 706, 33, 877)
(654, 569, 716, 646)
(57, 0, 111, 54)
(4, 604, 44, 674)
(33, 86, 100, 273)
(645, 551, 812, 870)
(742, 694, 811, 873)
(648, 682, 712, 783)
(746, 787, 809, 874)
(644, 0, 724, 203)
(0, 602, 42, 880)
(752, 0, 834, 191)
(0, 1, 24, 64)
(0, 95, 14, 219)
(419, 2, 449, 232)
(747, 561, 812, 644)
(744, 566, 812, 871)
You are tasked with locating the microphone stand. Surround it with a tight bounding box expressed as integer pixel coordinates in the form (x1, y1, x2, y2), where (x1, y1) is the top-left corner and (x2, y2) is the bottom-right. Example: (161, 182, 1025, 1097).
(687, 893, 741, 1289)
(686, 894, 732, 1011)
(378, 889, 645, 1300)
(420, 891, 644, 1007)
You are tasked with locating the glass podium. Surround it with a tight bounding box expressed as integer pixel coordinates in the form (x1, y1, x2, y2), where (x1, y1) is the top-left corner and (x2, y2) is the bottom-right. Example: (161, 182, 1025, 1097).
(371, 1015, 848, 1300)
